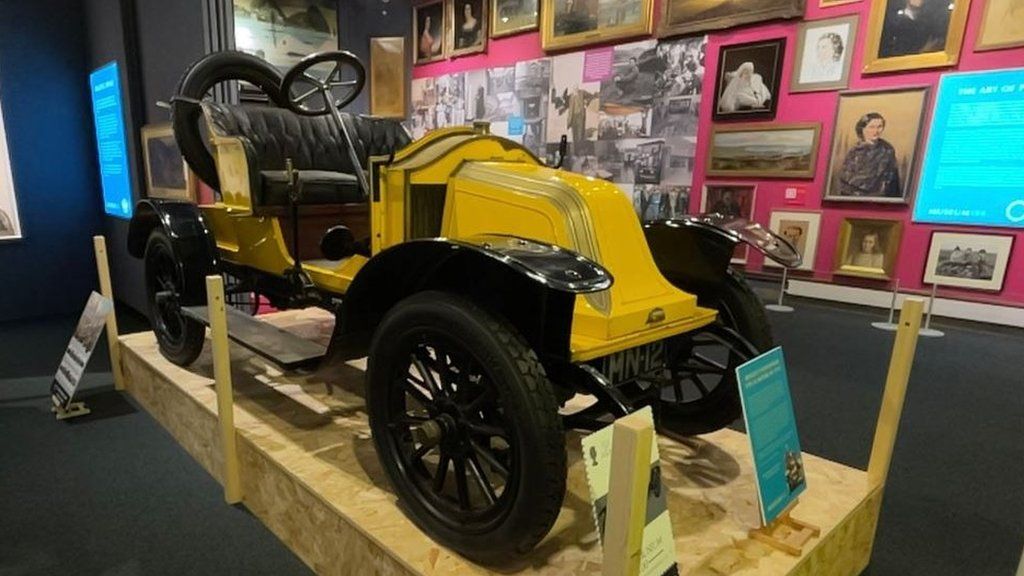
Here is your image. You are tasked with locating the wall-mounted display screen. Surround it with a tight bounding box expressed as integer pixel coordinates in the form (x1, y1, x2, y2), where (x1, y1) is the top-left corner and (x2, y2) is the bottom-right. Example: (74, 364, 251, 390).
(89, 61, 133, 219)
(913, 68, 1024, 229)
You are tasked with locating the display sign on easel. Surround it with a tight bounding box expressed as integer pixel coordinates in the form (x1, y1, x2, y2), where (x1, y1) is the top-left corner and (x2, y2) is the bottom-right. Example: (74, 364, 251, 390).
(735, 347, 820, 555)
(50, 292, 113, 419)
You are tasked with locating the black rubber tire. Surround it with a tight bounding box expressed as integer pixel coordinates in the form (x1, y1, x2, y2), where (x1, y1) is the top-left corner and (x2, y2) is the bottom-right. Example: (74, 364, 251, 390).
(365, 291, 566, 563)
(144, 229, 206, 366)
(172, 51, 288, 191)
(715, 268, 774, 352)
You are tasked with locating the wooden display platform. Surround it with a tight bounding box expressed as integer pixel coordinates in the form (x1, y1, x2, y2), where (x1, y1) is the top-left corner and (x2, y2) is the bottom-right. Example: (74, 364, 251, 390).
(119, 310, 882, 576)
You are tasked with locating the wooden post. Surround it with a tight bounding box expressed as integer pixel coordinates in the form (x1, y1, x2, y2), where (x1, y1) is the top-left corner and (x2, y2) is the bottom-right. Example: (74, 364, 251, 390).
(93, 236, 125, 391)
(602, 411, 654, 576)
(207, 275, 243, 504)
(867, 297, 924, 489)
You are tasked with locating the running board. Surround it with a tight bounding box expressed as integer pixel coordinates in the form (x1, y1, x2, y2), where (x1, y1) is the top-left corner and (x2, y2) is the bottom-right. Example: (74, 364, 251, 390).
(182, 306, 326, 369)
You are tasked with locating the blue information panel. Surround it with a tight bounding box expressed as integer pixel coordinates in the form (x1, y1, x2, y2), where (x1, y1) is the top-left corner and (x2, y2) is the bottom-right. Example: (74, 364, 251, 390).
(735, 347, 806, 525)
(89, 62, 133, 219)
(913, 68, 1024, 228)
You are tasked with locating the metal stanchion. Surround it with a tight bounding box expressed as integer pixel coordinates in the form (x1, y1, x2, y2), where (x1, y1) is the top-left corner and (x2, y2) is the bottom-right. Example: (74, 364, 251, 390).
(765, 268, 794, 313)
(871, 279, 900, 332)
(918, 283, 945, 338)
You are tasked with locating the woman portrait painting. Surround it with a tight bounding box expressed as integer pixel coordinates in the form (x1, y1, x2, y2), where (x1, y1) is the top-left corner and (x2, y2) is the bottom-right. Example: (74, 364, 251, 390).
(848, 230, 886, 268)
(835, 218, 902, 279)
(414, 2, 444, 63)
(449, 0, 487, 56)
(836, 112, 901, 197)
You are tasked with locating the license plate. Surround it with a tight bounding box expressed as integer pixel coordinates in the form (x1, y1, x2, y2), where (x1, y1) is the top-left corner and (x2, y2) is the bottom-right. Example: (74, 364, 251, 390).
(598, 341, 666, 384)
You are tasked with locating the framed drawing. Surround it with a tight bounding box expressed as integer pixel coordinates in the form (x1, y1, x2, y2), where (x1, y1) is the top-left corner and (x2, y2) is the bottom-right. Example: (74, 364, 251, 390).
(766, 210, 822, 270)
(713, 38, 785, 121)
(707, 123, 821, 179)
(232, 0, 338, 71)
(922, 231, 1014, 291)
(658, 0, 803, 37)
(823, 87, 928, 204)
(0, 89, 20, 241)
(701, 183, 757, 263)
(449, 0, 488, 57)
(861, 0, 971, 73)
(832, 217, 903, 280)
(791, 15, 858, 93)
(541, 0, 654, 52)
(492, 0, 539, 37)
(414, 1, 446, 64)
(141, 124, 195, 202)
(370, 37, 407, 118)
(975, 0, 1024, 51)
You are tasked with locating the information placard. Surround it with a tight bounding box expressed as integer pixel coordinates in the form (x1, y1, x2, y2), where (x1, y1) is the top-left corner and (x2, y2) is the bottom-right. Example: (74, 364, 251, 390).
(913, 68, 1024, 228)
(735, 347, 806, 525)
(51, 292, 113, 410)
(89, 61, 133, 219)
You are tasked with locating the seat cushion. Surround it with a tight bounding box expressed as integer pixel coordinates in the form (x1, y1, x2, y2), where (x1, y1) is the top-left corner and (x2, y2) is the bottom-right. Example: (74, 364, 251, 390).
(258, 170, 362, 207)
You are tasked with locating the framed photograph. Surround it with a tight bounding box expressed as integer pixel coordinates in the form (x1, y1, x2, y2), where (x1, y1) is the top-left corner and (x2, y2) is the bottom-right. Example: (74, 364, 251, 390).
(370, 38, 407, 118)
(713, 39, 785, 121)
(232, 0, 338, 71)
(824, 87, 928, 203)
(541, 0, 654, 52)
(766, 211, 822, 270)
(861, 0, 972, 74)
(791, 16, 858, 93)
(492, 0, 539, 37)
(414, 1, 446, 64)
(449, 0, 488, 57)
(923, 232, 1014, 291)
(658, 0, 803, 38)
(141, 124, 195, 202)
(976, 0, 1024, 51)
(707, 123, 821, 179)
(833, 217, 903, 280)
(701, 183, 757, 263)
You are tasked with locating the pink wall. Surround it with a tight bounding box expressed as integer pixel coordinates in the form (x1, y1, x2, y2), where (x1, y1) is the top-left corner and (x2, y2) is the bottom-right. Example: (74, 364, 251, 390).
(413, 0, 1024, 307)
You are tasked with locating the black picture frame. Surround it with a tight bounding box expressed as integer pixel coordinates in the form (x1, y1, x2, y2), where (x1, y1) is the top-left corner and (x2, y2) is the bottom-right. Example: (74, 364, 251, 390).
(712, 38, 786, 122)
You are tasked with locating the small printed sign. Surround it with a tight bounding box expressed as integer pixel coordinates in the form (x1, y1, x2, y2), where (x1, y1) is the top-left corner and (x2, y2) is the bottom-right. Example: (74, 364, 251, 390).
(736, 347, 806, 525)
(51, 292, 113, 409)
(784, 186, 807, 205)
(581, 406, 677, 576)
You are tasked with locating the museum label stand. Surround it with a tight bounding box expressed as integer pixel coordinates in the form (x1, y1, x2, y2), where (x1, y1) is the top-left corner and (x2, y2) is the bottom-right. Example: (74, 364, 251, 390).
(748, 501, 821, 557)
(51, 402, 91, 420)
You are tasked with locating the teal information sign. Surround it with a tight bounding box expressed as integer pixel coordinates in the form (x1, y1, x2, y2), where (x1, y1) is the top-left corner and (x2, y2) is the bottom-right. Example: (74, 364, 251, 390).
(735, 347, 806, 525)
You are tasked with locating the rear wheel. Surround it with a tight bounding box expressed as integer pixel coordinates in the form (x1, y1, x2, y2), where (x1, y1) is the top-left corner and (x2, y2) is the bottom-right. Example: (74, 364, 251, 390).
(144, 229, 206, 366)
(366, 291, 566, 563)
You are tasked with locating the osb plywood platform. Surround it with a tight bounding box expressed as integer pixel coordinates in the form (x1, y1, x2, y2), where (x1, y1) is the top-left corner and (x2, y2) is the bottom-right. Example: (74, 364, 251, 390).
(119, 309, 881, 576)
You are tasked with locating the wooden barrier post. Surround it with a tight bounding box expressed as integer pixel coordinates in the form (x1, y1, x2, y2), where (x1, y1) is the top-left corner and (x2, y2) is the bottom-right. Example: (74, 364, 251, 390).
(207, 275, 243, 504)
(867, 297, 924, 489)
(93, 236, 125, 391)
(602, 411, 654, 576)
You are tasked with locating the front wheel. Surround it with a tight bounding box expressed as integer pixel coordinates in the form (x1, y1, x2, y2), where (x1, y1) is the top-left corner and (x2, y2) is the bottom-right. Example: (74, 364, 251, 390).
(144, 229, 206, 366)
(365, 291, 566, 563)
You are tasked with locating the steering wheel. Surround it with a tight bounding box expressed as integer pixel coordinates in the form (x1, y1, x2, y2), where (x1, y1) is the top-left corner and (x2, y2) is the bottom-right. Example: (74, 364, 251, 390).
(281, 51, 366, 117)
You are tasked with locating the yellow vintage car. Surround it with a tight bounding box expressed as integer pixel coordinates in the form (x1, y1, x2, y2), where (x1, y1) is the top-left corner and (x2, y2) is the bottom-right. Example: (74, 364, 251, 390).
(127, 50, 798, 562)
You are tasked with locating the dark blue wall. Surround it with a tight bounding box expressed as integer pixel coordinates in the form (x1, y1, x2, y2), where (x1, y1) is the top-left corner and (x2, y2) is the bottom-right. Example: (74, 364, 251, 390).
(0, 0, 105, 322)
(340, 0, 413, 116)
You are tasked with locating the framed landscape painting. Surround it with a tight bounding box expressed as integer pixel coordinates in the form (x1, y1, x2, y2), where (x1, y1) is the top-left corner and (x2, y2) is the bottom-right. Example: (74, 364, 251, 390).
(492, 0, 539, 37)
(541, 0, 654, 52)
(861, 0, 972, 73)
(659, 0, 803, 37)
(707, 123, 821, 179)
(923, 231, 1014, 291)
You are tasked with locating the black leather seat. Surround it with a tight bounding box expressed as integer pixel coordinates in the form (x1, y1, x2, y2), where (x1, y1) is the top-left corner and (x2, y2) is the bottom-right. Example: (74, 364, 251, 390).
(202, 102, 410, 207)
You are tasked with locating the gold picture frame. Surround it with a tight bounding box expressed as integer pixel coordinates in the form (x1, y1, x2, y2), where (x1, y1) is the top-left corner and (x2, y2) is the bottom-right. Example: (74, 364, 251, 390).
(975, 0, 1024, 51)
(448, 0, 488, 58)
(370, 37, 407, 118)
(832, 217, 903, 280)
(414, 0, 446, 65)
(541, 0, 653, 52)
(861, 0, 971, 74)
(491, 0, 539, 37)
(819, 0, 860, 6)
(658, 0, 803, 38)
(707, 123, 822, 179)
(141, 123, 195, 202)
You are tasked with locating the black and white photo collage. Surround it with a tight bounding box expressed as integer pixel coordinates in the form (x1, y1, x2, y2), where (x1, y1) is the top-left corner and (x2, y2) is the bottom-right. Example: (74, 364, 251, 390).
(410, 36, 707, 223)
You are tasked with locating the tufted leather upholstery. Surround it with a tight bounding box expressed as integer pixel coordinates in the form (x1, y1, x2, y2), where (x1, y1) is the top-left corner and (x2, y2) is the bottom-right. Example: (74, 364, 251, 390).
(202, 102, 410, 206)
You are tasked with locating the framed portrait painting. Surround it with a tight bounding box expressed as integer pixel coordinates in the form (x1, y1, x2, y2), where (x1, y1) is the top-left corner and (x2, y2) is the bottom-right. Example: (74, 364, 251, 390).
(833, 218, 903, 280)
(232, 0, 338, 71)
(370, 37, 407, 118)
(659, 0, 803, 38)
(707, 123, 821, 179)
(449, 0, 488, 57)
(923, 231, 1014, 291)
(141, 124, 195, 202)
(701, 183, 757, 263)
(824, 87, 929, 204)
(414, 1, 446, 64)
(766, 210, 822, 271)
(541, 0, 654, 52)
(713, 39, 785, 121)
(976, 0, 1024, 51)
(791, 16, 858, 93)
(492, 0, 539, 37)
(861, 0, 971, 73)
